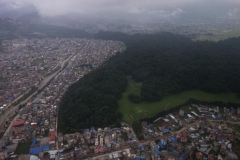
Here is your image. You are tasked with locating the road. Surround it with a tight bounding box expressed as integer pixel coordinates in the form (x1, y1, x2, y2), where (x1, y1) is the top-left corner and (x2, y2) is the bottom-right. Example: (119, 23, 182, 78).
(39, 54, 72, 89)
(0, 53, 74, 128)
(210, 119, 240, 125)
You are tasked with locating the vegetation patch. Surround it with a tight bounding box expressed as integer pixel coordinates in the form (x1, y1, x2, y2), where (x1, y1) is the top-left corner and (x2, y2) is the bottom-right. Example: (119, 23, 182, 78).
(227, 123, 240, 133)
(58, 32, 240, 133)
(132, 121, 144, 140)
(118, 77, 240, 124)
(194, 29, 240, 42)
(0, 132, 4, 139)
(13, 86, 38, 106)
(15, 142, 31, 154)
(0, 46, 6, 51)
(121, 132, 128, 141)
(0, 77, 7, 83)
(32, 59, 44, 66)
(232, 140, 240, 158)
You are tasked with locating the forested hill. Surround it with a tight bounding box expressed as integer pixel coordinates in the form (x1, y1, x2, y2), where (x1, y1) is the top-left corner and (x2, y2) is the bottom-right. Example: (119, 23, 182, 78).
(58, 32, 240, 133)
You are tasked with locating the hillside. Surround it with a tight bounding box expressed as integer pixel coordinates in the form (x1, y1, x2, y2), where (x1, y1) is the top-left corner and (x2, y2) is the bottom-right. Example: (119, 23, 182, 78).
(58, 32, 240, 133)
(0, 18, 90, 41)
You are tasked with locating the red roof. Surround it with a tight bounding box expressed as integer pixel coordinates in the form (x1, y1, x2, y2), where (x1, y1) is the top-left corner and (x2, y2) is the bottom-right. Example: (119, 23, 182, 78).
(196, 152, 203, 158)
(97, 146, 101, 151)
(50, 132, 55, 141)
(14, 131, 19, 135)
(209, 133, 215, 137)
(12, 119, 26, 127)
(228, 136, 234, 141)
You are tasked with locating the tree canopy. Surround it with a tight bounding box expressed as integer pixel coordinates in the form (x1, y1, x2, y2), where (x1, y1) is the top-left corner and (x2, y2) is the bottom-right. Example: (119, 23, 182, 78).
(58, 32, 240, 133)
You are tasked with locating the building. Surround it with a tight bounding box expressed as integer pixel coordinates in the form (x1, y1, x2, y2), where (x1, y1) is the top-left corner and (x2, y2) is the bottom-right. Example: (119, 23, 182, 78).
(49, 132, 55, 145)
(196, 152, 203, 159)
(179, 110, 184, 116)
(237, 107, 240, 115)
(12, 119, 26, 127)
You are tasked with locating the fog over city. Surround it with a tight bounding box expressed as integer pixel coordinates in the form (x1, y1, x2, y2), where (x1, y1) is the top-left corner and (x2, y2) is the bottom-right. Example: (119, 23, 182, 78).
(0, 0, 240, 22)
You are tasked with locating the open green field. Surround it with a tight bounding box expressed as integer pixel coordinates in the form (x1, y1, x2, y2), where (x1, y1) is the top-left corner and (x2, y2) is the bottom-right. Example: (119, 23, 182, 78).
(0, 77, 7, 83)
(118, 77, 240, 124)
(32, 59, 44, 66)
(194, 29, 240, 42)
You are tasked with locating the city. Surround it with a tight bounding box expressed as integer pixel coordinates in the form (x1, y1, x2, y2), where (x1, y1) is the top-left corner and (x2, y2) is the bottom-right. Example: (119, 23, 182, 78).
(0, 0, 240, 160)
(0, 38, 125, 159)
(0, 38, 239, 160)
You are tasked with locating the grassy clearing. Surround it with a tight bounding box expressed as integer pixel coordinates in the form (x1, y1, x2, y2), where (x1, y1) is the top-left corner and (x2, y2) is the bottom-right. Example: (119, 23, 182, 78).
(0, 77, 7, 83)
(125, 76, 142, 96)
(227, 123, 240, 133)
(15, 142, 31, 154)
(194, 29, 240, 42)
(0, 46, 7, 51)
(32, 59, 44, 66)
(118, 77, 240, 124)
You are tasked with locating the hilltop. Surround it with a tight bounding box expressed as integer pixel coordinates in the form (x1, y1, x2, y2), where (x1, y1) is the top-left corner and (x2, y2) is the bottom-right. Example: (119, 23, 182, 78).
(57, 32, 240, 133)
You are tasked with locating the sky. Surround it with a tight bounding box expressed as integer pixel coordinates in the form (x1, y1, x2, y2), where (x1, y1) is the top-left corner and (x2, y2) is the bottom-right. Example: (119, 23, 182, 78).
(0, 0, 240, 21)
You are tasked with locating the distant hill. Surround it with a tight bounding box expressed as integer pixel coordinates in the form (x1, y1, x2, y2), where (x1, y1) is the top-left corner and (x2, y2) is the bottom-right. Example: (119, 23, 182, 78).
(0, 18, 90, 41)
(0, 18, 28, 40)
(16, 12, 41, 24)
(0, 6, 37, 20)
(0, 18, 20, 31)
(58, 32, 240, 133)
(28, 24, 90, 38)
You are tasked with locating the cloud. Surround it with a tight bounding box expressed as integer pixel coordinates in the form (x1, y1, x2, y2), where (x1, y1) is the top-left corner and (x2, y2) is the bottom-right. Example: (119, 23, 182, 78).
(0, 0, 200, 16)
(129, 7, 145, 14)
(228, 8, 240, 17)
(0, 0, 240, 21)
(146, 8, 184, 20)
(171, 8, 184, 16)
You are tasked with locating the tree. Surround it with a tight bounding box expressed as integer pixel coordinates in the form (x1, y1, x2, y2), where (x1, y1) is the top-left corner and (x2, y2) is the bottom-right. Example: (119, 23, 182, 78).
(128, 94, 143, 103)
(58, 32, 240, 133)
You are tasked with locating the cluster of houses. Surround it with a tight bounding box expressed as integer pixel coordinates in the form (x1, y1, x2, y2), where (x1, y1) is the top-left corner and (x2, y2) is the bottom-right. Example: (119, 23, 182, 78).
(0, 38, 125, 160)
(57, 126, 135, 159)
(1, 37, 240, 160)
(141, 104, 240, 160)
(0, 38, 125, 114)
(0, 38, 76, 112)
(56, 124, 154, 160)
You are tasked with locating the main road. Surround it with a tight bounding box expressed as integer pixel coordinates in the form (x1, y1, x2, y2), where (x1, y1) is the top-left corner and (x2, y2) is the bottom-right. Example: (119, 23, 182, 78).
(0, 53, 74, 128)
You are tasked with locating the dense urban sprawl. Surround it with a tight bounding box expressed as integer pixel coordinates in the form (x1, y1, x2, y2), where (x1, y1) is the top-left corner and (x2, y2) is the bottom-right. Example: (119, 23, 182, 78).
(0, 38, 125, 159)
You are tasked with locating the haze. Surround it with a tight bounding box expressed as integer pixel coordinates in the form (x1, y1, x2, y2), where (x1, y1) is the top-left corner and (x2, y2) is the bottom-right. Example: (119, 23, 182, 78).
(1, 0, 240, 22)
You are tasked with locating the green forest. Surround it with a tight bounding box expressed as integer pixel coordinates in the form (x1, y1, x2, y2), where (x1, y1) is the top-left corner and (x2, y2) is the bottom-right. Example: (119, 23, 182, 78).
(58, 32, 240, 133)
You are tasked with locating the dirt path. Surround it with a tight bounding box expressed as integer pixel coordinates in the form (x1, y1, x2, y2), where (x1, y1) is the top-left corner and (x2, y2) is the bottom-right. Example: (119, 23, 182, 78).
(211, 119, 240, 125)
(164, 98, 189, 110)
(164, 100, 174, 110)
(129, 115, 134, 119)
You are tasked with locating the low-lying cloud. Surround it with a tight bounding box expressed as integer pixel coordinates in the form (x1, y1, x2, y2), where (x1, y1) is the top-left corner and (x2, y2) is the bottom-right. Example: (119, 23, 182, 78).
(0, 0, 240, 21)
